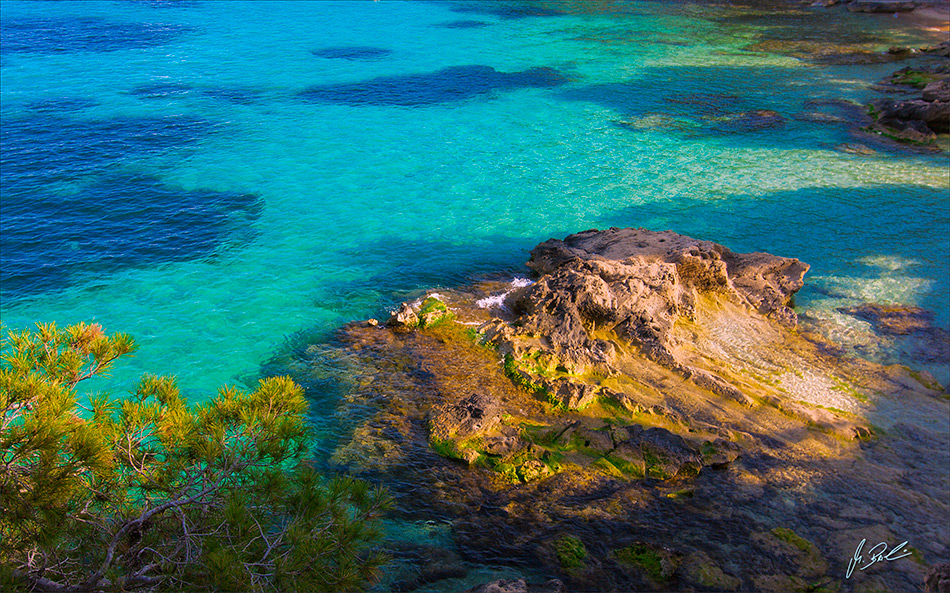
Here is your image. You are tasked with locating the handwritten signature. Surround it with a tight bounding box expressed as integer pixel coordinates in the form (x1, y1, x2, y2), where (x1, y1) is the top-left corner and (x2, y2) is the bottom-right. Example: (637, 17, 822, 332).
(846, 538, 912, 579)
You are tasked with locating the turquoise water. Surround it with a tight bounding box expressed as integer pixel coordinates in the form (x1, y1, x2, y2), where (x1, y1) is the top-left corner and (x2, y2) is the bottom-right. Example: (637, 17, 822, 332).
(2, 0, 948, 403)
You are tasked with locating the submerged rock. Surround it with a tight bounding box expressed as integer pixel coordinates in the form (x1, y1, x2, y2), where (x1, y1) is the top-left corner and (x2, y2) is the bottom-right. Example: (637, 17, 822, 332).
(839, 303, 936, 335)
(463, 578, 565, 593)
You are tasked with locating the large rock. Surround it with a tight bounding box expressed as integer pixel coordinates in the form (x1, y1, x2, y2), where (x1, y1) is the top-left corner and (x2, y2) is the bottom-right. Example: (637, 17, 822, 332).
(882, 98, 949, 132)
(493, 228, 807, 376)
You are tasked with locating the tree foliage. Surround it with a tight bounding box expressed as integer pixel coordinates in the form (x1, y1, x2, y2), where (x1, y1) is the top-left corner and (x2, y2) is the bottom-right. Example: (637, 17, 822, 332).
(0, 322, 390, 592)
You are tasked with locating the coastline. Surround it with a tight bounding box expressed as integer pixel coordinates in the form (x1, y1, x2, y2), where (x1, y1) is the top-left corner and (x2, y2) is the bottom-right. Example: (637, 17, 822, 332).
(1, 1, 948, 591)
(327, 228, 949, 593)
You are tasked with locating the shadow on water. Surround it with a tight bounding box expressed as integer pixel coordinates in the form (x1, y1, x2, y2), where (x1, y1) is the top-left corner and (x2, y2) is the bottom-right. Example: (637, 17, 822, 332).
(434, 20, 492, 29)
(23, 97, 99, 114)
(441, 0, 568, 20)
(0, 173, 262, 300)
(0, 113, 212, 184)
(0, 112, 263, 300)
(128, 82, 266, 104)
(0, 16, 189, 54)
(597, 184, 950, 326)
(312, 46, 393, 60)
(299, 65, 568, 107)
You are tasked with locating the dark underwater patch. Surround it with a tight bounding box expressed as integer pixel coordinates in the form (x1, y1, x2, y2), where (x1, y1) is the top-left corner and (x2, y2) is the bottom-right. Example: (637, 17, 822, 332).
(126, 0, 202, 8)
(0, 174, 262, 299)
(199, 87, 264, 105)
(0, 114, 211, 186)
(129, 82, 195, 99)
(25, 97, 99, 114)
(127, 83, 265, 105)
(0, 16, 188, 54)
(0, 113, 253, 299)
(449, 2, 567, 19)
(436, 20, 491, 29)
(312, 46, 393, 60)
(300, 64, 567, 107)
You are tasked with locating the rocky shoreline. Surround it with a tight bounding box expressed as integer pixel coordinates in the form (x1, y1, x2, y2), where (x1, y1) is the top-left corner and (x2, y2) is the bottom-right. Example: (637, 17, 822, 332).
(318, 228, 948, 593)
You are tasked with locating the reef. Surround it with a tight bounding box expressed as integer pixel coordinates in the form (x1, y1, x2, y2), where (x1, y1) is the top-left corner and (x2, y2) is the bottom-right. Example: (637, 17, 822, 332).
(319, 228, 948, 592)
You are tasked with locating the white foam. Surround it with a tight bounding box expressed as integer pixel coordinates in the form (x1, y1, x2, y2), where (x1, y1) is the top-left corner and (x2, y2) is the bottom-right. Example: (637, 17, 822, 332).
(476, 278, 534, 310)
(511, 277, 534, 288)
(476, 294, 508, 309)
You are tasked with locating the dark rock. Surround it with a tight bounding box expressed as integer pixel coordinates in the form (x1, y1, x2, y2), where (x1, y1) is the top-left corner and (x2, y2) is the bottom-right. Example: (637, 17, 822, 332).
(701, 438, 741, 468)
(462, 579, 565, 593)
(638, 427, 702, 479)
(429, 393, 502, 441)
(925, 563, 950, 593)
(872, 97, 949, 134)
(922, 40, 950, 58)
(714, 109, 786, 133)
(463, 579, 527, 593)
(923, 79, 950, 103)
(847, 0, 917, 12)
(872, 118, 938, 143)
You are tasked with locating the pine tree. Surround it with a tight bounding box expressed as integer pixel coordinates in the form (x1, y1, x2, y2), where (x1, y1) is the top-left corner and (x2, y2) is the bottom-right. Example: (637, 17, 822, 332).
(0, 322, 389, 592)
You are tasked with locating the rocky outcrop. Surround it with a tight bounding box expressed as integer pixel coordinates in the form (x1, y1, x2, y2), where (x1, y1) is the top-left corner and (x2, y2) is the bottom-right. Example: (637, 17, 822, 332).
(869, 62, 950, 142)
(489, 228, 808, 407)
(323, 228, 947, 593)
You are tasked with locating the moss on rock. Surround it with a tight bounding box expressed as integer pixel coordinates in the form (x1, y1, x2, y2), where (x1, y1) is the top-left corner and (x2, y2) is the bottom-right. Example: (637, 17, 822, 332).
(612, 543, 678, 582)
(555, 535, 587, 573)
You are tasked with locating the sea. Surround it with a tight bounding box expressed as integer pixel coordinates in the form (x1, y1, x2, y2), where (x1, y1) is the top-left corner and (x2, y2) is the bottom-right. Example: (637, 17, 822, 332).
(2, 0, 949, 588)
